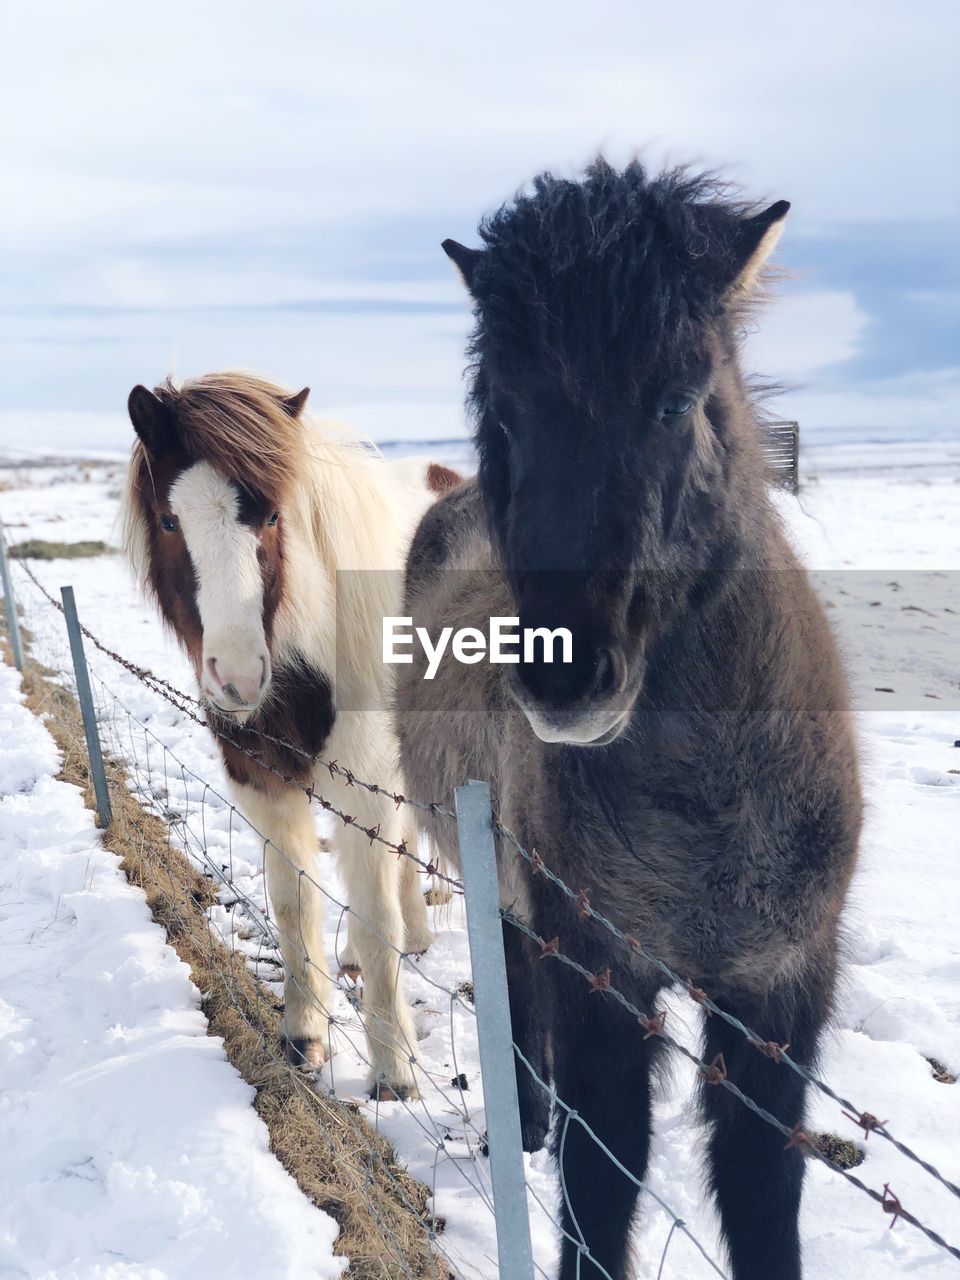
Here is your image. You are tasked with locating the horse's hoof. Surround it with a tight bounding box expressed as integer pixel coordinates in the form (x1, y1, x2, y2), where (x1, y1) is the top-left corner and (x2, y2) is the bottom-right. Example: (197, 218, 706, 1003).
(521, 1118, 549, 1153)
(282, 1035, 326, 1069)
(338, 963, 362, 982)
(370, 1079, 420, 1102)
(404, 935, 435, 958)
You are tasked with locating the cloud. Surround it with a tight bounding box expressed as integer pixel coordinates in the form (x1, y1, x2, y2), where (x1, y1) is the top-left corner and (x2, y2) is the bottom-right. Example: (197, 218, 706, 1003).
(745, 291, 871, 381)
(0, 0, 956, 414)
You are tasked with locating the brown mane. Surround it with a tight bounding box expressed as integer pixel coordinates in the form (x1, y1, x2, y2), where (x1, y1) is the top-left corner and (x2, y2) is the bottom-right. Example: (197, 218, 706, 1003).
(131, 372, 309, 506)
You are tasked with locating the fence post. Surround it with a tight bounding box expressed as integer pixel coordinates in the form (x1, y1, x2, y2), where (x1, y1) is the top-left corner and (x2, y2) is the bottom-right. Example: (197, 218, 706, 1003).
(0, 530, 24, 671)
(455, 780, 534, 1280)
(60, 585, 112, 829)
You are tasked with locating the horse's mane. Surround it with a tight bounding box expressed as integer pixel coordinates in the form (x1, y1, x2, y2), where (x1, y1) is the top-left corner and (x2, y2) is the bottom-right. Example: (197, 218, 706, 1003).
(122, 373, 428, 701)
(138, 371, 374, 492)
(123, 371, 405, 573)
(465, 158, 768, 412)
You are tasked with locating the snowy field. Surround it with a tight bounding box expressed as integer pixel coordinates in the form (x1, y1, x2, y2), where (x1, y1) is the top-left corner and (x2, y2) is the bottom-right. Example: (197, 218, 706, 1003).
(1, 440, 958, 1279)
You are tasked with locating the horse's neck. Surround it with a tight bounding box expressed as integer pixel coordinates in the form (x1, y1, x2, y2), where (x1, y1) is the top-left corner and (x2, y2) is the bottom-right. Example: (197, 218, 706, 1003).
(273, 442, 423, 702)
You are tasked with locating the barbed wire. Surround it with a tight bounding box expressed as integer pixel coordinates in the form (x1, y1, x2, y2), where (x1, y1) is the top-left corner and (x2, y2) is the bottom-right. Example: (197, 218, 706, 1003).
(6, 578, 497, 1275)
(8, 556, 731, 1279)
(8, 550, 960, 1272)
(490, 814, 960, 1207)
(93, 665, 724, 1280)
(13, 556, 463, 893)
(501, 908, 960, 1265)
(88, 664, 708, 1280)
(14, 554, 459, 819)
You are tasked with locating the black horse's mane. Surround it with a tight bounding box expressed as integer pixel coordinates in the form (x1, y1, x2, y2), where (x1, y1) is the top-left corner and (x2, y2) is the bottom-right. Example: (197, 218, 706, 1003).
(466, 158, 760, 411)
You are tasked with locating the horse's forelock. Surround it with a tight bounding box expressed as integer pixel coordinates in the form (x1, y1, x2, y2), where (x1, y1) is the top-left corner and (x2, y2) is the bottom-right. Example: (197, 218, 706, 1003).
(466, 161, 762, 412)
(153, 372, 306, 503)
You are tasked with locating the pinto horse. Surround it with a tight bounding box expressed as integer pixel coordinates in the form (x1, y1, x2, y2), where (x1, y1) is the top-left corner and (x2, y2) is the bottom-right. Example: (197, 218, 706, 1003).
(124, 372, 456, 1098)
(397, 162, 862, 1277)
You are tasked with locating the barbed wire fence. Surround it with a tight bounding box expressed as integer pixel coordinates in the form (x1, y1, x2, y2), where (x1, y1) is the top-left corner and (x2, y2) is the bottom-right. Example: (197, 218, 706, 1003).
(2, 535, 959, 1279)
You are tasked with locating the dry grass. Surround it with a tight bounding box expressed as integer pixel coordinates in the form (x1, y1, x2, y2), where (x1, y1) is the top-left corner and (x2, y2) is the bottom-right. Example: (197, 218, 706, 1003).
(927, 1056, 956, 1085)
(0, 626, 448, 1279)
(812, 1132, 864, 1170)
(8, 538, 115, 560)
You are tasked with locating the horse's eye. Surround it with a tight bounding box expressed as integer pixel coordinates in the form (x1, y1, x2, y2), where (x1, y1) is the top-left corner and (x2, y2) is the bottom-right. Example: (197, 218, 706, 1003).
(267, 511, 280, 527)
(498, 419, 512, 439)
(661, 393, 695, 420)
(159, 514, 178, 533)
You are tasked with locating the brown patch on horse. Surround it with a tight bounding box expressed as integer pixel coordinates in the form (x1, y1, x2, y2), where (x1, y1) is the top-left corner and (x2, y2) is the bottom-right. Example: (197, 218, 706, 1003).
(212, 659, 336, 796)
(426, 462, 462, 495)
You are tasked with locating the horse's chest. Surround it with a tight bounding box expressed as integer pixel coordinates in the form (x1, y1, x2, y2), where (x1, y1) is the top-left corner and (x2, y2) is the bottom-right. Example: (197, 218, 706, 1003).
(215, 659, 336, 793)
(517, 758, 812, 994)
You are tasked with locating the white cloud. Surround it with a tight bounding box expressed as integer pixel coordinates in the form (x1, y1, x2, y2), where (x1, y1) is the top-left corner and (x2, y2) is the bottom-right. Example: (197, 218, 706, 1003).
(745, 290, 871, 381)
(2, 0, 957, 253)
(0, 0, 956, 412)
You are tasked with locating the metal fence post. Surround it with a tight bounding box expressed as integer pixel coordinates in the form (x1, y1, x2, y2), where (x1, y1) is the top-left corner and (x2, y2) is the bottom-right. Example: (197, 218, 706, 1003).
(0, 530, 24, 671)
(60, 585, 112, 828)
(455, 780, 534, 1280)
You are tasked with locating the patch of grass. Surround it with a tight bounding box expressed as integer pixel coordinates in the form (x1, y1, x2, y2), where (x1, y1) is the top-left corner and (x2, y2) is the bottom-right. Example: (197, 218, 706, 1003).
(1, 624, 449, 1279)
(927, 1056, 956, 1084)
(812, 1132, 864, 1169)
(9, 538, 115, 560)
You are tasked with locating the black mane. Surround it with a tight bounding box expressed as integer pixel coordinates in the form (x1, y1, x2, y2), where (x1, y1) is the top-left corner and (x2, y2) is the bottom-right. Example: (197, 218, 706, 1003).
(466, 159, 756, 413)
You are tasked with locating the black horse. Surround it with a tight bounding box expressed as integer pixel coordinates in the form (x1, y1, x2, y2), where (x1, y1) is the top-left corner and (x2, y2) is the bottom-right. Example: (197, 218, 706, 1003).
(397, 160, 861, 1279)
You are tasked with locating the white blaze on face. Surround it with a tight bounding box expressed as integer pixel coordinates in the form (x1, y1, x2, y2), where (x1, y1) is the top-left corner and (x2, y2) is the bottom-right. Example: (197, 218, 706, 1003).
(168, 461, 271, 711)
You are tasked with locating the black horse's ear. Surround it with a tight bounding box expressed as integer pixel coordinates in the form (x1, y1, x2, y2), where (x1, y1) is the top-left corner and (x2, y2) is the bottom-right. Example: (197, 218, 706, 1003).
(727, 200, 790, 299)
(128, 385, 176, 456)
(442, 239, 482, 293)
(281, 386, 310, 418)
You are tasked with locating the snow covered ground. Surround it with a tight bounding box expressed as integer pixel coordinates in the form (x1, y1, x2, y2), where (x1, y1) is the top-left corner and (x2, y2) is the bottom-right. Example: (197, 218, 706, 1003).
(0, 442, 958, 1279)
(0, 650, 344, 1279)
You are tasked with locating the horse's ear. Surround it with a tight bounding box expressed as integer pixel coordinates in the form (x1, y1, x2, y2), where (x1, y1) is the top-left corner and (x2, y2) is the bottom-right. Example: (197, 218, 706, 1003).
(442, 239, 482, 293)
(281, 386, 310, 418)
(128, 385, 176, 457)
(726, 200, 790, 300)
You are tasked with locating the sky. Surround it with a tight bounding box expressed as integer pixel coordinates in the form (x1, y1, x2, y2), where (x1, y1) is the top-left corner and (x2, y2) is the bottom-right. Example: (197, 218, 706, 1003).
(0, 0, 957, 450)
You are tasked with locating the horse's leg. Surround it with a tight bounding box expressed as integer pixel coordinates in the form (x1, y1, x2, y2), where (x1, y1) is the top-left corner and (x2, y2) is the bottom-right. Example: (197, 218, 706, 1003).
(503, 920, 552, 1152)
(550, 972, 662, 1280)
(337, 800, 419, 1099)
(701, 976, 831, 1280)
(340, 810, 432, 976)
(399, 810, 434, 955)
(238, 782, 333, 1067)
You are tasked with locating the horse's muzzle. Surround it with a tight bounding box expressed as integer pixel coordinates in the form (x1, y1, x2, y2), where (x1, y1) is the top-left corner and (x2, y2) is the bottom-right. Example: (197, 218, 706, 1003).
(509, 644, 639, 746)
(203, 652, 270, 713)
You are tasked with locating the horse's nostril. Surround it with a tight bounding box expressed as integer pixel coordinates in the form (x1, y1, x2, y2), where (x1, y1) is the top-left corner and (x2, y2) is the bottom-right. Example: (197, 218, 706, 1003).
(206, 657, 222, 689)
(259, 655, 268, 689)
(592, 648, 623, 699)
(593, 649, 613, 697)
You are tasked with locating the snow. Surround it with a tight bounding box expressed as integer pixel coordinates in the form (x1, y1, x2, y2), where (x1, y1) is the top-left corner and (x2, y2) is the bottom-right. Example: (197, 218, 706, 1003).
(1, 442, 958, 1278)
(0, 661, 344, 1279)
